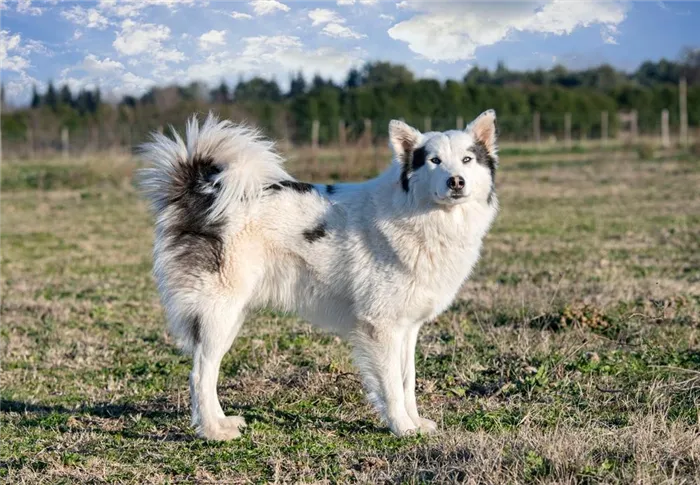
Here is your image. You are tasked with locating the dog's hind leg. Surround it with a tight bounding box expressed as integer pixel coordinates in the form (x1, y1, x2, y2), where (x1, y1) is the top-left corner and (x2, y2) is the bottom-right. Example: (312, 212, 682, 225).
(351, 322, 418, 437)
(190, 302, 247, 440)
(401, 324, 437, 434)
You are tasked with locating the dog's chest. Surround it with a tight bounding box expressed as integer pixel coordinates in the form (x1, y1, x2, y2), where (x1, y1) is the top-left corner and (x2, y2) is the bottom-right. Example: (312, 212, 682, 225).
(400, 234, 483, 322)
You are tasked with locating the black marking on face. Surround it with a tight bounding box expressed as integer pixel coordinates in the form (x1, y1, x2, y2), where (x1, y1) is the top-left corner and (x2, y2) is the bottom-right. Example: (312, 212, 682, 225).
(473, 140, 498, 204)
(472, 140, 497, 182)
(267, 180, 316, 193)
(401, 145, 427, 192)
(165, 154, 225, 273)
(326, 184, 336, 195)
(303, 222, 327, 243)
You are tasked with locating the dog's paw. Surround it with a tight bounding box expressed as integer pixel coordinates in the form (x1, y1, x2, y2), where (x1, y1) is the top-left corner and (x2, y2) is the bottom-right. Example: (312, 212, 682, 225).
(389, 417, 420, 437)
(219, 415, 247, 430)
(416, 417, 438, 434)
(196, 422, 243, 441)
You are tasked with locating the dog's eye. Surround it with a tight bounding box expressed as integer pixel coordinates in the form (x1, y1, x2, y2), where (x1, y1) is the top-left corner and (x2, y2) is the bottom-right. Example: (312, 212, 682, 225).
(462, 156, 473, 164)
(430, 157, 441, 165)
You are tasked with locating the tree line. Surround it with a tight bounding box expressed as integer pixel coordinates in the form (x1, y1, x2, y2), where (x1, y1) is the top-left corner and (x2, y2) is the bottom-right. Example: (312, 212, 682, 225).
(2, 52, 699, 149)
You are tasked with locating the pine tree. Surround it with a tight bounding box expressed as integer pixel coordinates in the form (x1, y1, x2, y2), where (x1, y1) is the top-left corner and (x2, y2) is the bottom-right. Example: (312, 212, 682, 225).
(289, 71, 307, 98)
(45, 81, 58, 110)
(31, 84, 41, 108)
(59, 85, 73, 108)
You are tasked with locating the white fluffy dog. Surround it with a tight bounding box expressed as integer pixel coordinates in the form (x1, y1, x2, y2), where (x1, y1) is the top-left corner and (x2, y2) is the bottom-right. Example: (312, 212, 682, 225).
(140, 111, 499, 440)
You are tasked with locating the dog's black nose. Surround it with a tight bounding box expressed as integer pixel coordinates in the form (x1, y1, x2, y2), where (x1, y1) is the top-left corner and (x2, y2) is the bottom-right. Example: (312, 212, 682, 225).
(447, 176, 465, 191)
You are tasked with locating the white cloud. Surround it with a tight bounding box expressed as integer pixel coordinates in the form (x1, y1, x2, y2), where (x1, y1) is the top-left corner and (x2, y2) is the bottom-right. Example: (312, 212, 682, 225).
(322, 23, 365, 39)
(1, 30, 30, 72)
(601, 25, 619, 44)
(337, 0, 378, 4)
(16, 0, 42, 15)
(230, 11, 253, 19)
(309, 8, 344, 26)
(81, 54, 125, 75)
(249, 0, 289, 16)
(113, 19, 185, 63)
(73, 30, 83, 40)
(379, 14, 394, 21)
(61, 6, 110, 30)
(185, 35, 364, 88)
(422, 68, 440, 78)
(57, 54, 155, 101)
(6, 71, 44, 101)
(98, 0, 198, 17)
(199, 30, 226, 50)
(388, 0, 628, 62)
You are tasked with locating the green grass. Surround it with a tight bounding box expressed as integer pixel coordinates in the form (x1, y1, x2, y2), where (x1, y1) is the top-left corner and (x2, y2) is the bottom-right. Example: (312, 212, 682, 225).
(1, 147, 699, 483)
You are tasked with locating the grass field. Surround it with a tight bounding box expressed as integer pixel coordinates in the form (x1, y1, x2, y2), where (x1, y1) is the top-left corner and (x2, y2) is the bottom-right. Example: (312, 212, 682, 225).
(1, 145, 699, 483)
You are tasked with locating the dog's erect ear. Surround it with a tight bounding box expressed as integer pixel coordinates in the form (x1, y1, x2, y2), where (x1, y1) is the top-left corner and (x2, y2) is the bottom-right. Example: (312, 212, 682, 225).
(467, 110, 497, 153)
(388, 120, 422, 164)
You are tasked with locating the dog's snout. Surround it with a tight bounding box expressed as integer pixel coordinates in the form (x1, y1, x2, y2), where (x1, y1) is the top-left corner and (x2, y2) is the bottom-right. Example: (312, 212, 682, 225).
(447, 175, 465, 191)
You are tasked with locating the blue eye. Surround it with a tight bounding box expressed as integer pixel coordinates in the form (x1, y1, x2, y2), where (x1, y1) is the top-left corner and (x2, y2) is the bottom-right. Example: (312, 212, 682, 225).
(430, 157, 441, 165)
(462, 156, 473, 164)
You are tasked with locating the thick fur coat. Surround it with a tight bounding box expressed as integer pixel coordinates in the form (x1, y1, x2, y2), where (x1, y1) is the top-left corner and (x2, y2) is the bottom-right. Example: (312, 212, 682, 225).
(140, 111, 499, 439)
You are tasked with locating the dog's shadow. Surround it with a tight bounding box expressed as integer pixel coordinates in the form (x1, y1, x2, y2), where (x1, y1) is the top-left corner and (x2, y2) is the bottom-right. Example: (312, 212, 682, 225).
(232, 403, 384, 436)
(1, 398, 384, 441)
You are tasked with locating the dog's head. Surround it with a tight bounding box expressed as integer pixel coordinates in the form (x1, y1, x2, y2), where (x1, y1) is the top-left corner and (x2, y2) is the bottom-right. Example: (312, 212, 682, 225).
(389, 110, 498, 207)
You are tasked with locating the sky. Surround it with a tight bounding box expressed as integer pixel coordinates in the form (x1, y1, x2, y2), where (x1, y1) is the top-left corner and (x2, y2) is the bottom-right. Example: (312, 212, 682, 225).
(1, 0, 699, 105)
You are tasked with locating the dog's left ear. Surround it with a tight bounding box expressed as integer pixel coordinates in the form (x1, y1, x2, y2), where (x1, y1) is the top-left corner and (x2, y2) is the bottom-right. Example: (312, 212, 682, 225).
(388, 120, 422, 164)
(467, 110, 497, 154)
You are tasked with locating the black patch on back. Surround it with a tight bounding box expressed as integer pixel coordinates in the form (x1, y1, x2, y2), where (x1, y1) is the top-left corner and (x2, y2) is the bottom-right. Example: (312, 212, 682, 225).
(326, 184, 336, 195)
(267, 180, 316, 193)
(303, 222, 327, 243)
(473, 140, 498, 205)
(401, 145, 427, 192)
(166, 155, 224, 273)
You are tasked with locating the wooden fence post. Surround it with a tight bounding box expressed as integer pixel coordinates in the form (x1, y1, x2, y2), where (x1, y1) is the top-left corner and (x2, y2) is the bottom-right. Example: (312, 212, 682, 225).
(27, 126, 34, 158)
(680, 77, 688, 149)
(338, 119, 346, 148)
(311, 119, 320, 151)
(661, 109, 670, 148)
(61, 127, 69, 159)
(601, 111, 608, 147)
(630, 110, 638, 144)
(533, 111, 541, 146)
(424, 117, 431, 133)
(564, 112, 572, 149)
(363, 119, 372, 148)
(456, 116, 464, 130)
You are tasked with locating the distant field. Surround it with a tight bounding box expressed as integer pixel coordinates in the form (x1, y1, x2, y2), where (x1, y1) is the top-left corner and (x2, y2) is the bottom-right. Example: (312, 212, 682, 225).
(1, 146, 699, 483)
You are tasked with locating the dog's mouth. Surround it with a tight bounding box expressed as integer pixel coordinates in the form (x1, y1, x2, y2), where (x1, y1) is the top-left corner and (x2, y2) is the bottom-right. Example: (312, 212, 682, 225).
(435, 192, 469, 205)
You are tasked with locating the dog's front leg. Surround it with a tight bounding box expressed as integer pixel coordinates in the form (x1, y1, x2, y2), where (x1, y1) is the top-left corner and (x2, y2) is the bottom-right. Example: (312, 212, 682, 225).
(351, 322, 419, 437)
(401, 324, 437, 434)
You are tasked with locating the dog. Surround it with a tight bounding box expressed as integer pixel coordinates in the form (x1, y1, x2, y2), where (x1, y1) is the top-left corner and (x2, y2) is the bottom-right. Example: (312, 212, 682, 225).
(139, 110, 499, 440)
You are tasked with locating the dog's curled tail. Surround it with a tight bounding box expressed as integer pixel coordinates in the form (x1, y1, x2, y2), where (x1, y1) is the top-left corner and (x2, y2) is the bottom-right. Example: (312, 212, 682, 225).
(139, 112, 289, 223)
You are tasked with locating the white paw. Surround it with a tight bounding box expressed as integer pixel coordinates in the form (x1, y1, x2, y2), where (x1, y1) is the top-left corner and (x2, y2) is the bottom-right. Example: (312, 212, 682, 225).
(416, 417, 438, 434)
(196, 421, 244, 441)
(219, 415, 247, 430)
(389, 417, 420, 437)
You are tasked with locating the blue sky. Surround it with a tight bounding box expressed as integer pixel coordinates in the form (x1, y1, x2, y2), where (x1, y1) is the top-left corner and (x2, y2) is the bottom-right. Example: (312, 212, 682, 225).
(1, 1, 698, 104)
